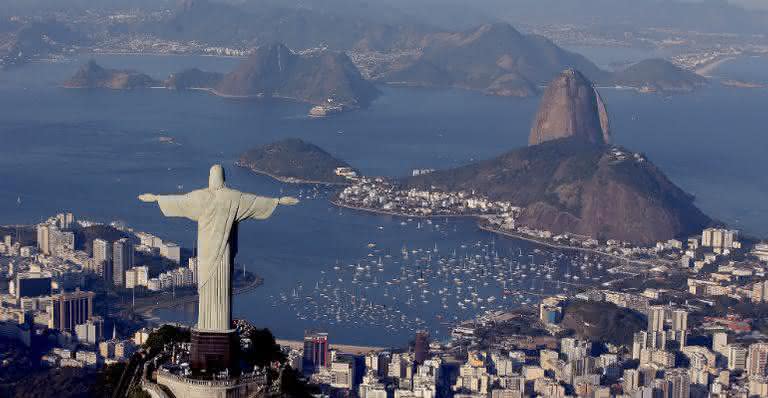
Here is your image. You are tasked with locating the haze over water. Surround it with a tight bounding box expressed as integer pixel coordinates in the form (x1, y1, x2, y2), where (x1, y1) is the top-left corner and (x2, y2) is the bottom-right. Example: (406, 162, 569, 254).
(1, 54, 767, 345)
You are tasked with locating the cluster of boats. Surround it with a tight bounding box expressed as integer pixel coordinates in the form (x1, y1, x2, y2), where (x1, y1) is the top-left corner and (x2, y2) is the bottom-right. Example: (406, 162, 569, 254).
(268, 226, 622, 337)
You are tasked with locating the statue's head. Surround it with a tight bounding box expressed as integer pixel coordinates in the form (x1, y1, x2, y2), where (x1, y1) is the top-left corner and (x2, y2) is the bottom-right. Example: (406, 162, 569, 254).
(209, 164, 226, 190)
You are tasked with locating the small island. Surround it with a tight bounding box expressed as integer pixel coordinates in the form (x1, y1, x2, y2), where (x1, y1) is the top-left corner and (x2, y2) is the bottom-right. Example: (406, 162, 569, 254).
(721, 79, 767, 89)
(609, 58, 708, 93)
(236, 138, 357, 185)
(63, 60, 160, 89)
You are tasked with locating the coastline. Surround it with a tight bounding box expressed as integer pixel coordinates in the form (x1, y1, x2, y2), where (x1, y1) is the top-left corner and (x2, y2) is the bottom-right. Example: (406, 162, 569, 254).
(86, 51, 247, 60)
(695, 56, 736, 77)
(330, 200, 668, 268)
(235, 161, 352, 186)
(476, 222, 667, 268)
(330, 198, 492, 220)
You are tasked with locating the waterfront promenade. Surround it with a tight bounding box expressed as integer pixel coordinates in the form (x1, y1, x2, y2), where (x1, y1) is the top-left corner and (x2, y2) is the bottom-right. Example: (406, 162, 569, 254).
(331, 199, 669, 270)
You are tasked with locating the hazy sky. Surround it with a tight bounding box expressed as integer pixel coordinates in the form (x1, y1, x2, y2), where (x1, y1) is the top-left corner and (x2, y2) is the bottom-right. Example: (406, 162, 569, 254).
(731, 0, 768, 9)
(679, 0, 768, 9)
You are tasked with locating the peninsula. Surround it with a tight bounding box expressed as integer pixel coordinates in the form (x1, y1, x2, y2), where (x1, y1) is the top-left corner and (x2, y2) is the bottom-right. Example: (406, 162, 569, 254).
(236, 138, 357, 185)
(334, 69, 711, 245)
(610, 58, 708, 93)
(404, 69, 711, 245)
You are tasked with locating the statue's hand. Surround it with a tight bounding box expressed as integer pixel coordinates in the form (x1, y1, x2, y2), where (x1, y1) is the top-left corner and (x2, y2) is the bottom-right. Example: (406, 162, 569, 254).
(138, 193, 158, 203)
(279, 196, 299, 206)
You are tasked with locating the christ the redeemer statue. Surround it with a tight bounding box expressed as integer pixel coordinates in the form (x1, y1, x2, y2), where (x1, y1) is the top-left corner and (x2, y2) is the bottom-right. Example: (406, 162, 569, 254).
(139, 164, 298, 333)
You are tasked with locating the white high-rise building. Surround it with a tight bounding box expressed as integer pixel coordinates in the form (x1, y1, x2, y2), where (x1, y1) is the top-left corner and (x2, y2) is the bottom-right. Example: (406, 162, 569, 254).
(662, 368, 690, 398)
(728, 345, 748, 371)
(112, 238, 133, 287)
(188, 257, 198, 284)
(752, 281, 768, 303)
(648, 306, 665, 332)
(135, 266, 149, 286)
(702, 228, 739, 250)
(331, 360, 355, 389)
(37, 224, 51, 255)
(92, 239, 112, 280)
(632, 331, 648, 359)
(671, 309, 688, 331)
(75, 316, 105, 345)
(125, 268, 139, 289)
(126, 266, 150, 288)
(55, 212, 75, 229)
(160, 242, 181, 263)
(713, 332, 729, 356)
(747, 343, 768, 376)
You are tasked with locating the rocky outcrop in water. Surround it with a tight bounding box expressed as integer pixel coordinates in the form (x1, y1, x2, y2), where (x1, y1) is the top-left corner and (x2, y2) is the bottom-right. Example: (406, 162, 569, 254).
(63, 61, 159, 89)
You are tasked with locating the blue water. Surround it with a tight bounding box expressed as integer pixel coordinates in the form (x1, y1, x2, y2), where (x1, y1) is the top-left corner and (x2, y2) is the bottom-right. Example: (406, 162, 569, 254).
(1, 54, 767, 345)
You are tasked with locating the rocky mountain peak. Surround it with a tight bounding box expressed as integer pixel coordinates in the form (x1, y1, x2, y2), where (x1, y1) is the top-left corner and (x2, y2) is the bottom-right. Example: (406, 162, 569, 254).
(529, 68, 611, 146)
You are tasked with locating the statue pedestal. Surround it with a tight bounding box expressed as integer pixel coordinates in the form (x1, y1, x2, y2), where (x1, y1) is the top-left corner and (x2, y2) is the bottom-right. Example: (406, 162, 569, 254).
(190, 328, 238, 372)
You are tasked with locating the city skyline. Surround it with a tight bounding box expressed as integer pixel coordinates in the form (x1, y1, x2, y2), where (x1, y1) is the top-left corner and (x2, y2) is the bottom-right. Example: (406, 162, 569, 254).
(1, 0, 768, 397)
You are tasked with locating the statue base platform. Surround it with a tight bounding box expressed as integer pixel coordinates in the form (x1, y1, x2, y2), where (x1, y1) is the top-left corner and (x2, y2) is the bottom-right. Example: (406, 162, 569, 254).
(190, 328, 238, 372)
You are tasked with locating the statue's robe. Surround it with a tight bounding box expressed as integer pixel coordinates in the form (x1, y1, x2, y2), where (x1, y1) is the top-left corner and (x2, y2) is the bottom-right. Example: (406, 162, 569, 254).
(157, 188, 279, 331)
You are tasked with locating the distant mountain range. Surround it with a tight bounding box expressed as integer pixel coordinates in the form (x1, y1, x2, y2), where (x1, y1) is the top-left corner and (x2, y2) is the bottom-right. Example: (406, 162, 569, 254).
(1, 20, 87, 69)
(237, 138, 355, 185)
(65, 44, 380, 109)
(25, 0, 710, 99)
(377, 23, 606, 97)
(128, 0, 429, 51)
(405, 69, 711, 244)
(376, 23, 705, 97)
(495, 0, 768, 35)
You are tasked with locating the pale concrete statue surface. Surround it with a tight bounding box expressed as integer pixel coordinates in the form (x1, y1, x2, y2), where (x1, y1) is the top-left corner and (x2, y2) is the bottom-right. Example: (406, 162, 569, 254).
(139, 164, 298, 331)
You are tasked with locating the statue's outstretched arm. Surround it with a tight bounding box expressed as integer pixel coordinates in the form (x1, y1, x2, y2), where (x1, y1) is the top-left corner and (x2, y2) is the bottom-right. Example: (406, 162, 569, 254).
(278, 196, 299, 206)
(140, 191, 203, 221)
(237, 194, 298, 220)
(138, 193, 158, 202)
